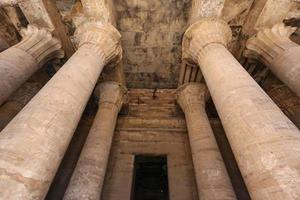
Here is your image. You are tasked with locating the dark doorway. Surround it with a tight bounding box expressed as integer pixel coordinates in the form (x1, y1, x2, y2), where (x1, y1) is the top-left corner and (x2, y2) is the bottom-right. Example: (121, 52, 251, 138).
(131, 155, 169, 200)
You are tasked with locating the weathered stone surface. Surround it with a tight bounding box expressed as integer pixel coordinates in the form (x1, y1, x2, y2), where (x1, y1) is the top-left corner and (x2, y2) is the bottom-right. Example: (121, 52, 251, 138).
(189, 0, 225, 24)
(0, 25, 63, 105)
(183, 18, 300, 199)
(0, 9, 19, 51)
(0, 0, 20, 7)
(177, 83, 236, 200)
(64, 81, 127, 200)
(245, 23, 300, 97)
(81, 0, 116, 25)
(0, 20, 121, 199)
(115, 0, 190, 88)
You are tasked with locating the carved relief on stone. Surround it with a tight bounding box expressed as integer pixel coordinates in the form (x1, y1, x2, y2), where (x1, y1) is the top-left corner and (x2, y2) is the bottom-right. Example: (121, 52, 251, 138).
(245, 23, 300, 96)
(0, 25, 63, 105)
(176, 82, 208, 113)
(182, 18, 232, 64)
(0, 0, 20, 7)
(245, 23, 297, 66)
(81, 0, 116, 25)
(95, 81, 128, 111)
(189, 0, 225, 25)
(15, 25, 64, 66)
(75, 20, 122, 66)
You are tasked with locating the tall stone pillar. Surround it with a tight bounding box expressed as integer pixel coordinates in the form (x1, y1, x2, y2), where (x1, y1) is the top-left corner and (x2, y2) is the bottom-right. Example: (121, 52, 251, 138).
(176, 83, 236, 200)
(0, 25, 63, 105)
(245, 23, 300, 97)
(183, 18, 300, 199)
(0, 20, 122, 200)
(64, 81, 127, 200)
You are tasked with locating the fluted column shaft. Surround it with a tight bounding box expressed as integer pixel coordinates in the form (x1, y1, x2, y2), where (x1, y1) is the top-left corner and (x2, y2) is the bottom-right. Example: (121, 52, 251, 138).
(64, 81, 126, 200)
(245, 23, 300, 97)
(0, 25, 63, 105)
(177, 83, 236, 200)
(0, 21, 121, 200)
(183, 19, 300, 199)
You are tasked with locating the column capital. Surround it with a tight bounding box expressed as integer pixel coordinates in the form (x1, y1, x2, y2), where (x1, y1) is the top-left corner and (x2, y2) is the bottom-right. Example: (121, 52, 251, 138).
(182, 18, 232, 65)
(14, 25, 64, 66)
(245, 23, 298, 66)
(75, 20, 122, 67)
(0, 0, 20, 7)
(95, 81, 127, 111)
(176, 83, 209, 113)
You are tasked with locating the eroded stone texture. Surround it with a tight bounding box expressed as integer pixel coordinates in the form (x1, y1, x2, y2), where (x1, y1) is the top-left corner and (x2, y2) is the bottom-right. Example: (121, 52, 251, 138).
(189, 0, 225, 24)
(0, 35, 9, 52)
(183, 18, 300, 199)
(255, 0, 297, 30)
(64, 81, 127, 200)
(0, 20, 121, 199)
(0, 82, 44, 131)
(0, 0, 20, 7)
(245, 23, 300, 97)
(115, 0, 190, 88)
(0, 25, 63, 105)
(81, 0, 116, 26)
(0, 9, 19, 51)
(176, 83, 236, 200)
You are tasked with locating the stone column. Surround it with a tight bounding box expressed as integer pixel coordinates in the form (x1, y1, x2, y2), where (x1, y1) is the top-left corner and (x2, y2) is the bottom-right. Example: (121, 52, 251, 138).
(0, 0, 19, 7)
(0, 25, 63, 105)
(183, 18, 300, 199)
(0, 20, 122, 200)
(64, 81, 127, 200)
(245, 23, 300, 97)
(176, 83, 236, 200)
(189, 0, 224, 25)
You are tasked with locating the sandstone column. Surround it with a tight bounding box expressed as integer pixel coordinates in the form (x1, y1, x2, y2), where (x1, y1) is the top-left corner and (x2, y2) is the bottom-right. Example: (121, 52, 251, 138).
(245, 23, 300, 97)
(183, 18, 300, 199)
(0, 25, 63, 105)
(64, 81, 127, 200)
(189, 0, 224, 25)
(0, 0, 19, 7)
(176, 83, 236, 200)
(0, 20, 122, 200)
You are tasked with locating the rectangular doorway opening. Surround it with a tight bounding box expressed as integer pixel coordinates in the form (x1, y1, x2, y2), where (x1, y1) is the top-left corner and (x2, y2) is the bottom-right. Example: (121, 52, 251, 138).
(131, 155, 169, 200)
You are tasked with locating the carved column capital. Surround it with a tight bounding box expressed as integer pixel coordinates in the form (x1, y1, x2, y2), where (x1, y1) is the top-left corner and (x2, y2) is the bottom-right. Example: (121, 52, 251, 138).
(245, 23, 298, 66)
(14, 25, 64, 66)
(75, 20, 122, 67)
(176, 83, 209, 113)
(182, 18, 232, 64)
(0, 0, 20, 7)
(95, 81, 127, 111)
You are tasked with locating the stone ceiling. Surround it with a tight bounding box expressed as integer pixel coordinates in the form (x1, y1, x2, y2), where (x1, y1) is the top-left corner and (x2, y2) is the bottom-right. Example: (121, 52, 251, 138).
(2, 0, 300, 90)
(115, 0, 190, 89)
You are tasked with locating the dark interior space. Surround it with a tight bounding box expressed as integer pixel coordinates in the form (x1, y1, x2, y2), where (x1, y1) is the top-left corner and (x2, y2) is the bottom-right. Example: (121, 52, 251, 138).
(132, 155, 169, 200)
